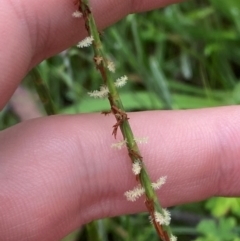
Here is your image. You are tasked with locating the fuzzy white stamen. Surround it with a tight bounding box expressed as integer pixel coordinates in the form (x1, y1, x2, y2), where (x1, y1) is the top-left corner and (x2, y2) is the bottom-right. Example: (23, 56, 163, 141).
(151, 176, 167, 190)
(163, 209, 171, 224)
(77, 36, 94, 48)
(170, 235, 177, 241)
(72, 10, 83, 18)
(132, 161, 142, 175)
(107, 61, 116, 73)
(124, 186, 145, 202)
(154, 209, 171, 226)
(134, 137, 148, 144)
(115, 75, 128, 88)
(88, 85, 109, 98)
(111, 139, 127, 150)
(154, 211, 165, 225)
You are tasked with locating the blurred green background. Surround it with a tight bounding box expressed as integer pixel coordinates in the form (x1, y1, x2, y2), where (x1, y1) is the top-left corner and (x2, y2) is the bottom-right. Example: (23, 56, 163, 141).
(1, 0, 240, 240)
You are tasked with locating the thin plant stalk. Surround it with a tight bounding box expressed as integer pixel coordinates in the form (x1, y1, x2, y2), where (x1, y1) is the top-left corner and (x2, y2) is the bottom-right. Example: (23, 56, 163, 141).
(86, 221, 102, 241)
(31, 68, 101, 241)
(76, 0, 175, 240)
(31, 68, 56, 115)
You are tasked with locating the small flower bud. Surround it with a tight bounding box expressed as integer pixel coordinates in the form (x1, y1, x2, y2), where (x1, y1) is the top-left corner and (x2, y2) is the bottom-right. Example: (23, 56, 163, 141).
(77, 36, 94, 48)
(72, 10, 83, 18)
(170, 235, 177, 241)
(124, 186, 145, 202)
(115, 75, 128, 88)
(134, 137, 148, 144)
(154, 209, 171, 226)
(111, 139, 127, 150)
(88, 85, 109, 98)
(95, 56, 103, 65)
(107, 61, 116, 73)
(132, 161, 142, 175)
(151, 176, 167, 190)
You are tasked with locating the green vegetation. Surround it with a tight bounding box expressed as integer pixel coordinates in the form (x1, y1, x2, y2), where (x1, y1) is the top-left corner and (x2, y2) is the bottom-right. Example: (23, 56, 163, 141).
(1, 0, 240, 240)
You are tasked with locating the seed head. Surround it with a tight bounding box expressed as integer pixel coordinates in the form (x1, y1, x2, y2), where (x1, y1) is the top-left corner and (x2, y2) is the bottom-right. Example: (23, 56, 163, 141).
(124, 186, 145, 202)
(88, 85, 109, 98)
(111, 139, 127, 150)
(72, 10, 83, 18)
(132, 161, 142, 175)
(170, 235, 177, 241)
(134, 137, 148, 144)
(151, 176, 167, 190)
(115, 75, 128, 88)
(77, 36, 94, 48)
(154, 209, 171, 226)
(107, 61, 116, 73)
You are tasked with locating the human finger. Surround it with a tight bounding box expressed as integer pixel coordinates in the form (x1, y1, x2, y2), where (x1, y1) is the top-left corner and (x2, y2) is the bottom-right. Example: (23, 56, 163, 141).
(0, 0, 182, 109)
(0, 106, 239, 240)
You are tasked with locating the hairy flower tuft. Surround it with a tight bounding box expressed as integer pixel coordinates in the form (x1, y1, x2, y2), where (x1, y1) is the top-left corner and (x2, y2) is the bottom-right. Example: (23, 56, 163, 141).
(170, 235, 177, 241)
(151, 176, 167, 190)
(107, 61, 116, 73)
(134, 137, 148, 144)
(111, 139, 127, 150)
(124, 186, 145, 202)
(72, 10, 83, 18)
(132, 161, 142, 175)
(88, 85, 109, 98)
(154, 209, 171, 226)
(115, 75, 128, 88)
(77, 36, 94, 48)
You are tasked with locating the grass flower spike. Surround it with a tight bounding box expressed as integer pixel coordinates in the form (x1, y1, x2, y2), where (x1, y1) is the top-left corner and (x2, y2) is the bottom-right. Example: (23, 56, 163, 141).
(170, 235, 178, 241)
(124, 185, 145, 202)
(152, 176, 167, 190)
(115, 75, 128, 88)
(77, 36, 94, 48)
(111, 139, 127, 150)
(134, 137, 149, 144)
(75, 0, 176, 240)
(88, 85, 109, 98)
(154, 209, 171, 226)
(132, 161, 142, 175)
(107, 61, 116, 73)
(72, 10, 83, 18)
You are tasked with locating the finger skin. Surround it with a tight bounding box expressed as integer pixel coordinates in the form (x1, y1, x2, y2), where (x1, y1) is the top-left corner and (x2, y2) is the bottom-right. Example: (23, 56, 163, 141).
(0, 0, 182, 109)
(1, 107, 240, 240)
(1, 0, 238, 240)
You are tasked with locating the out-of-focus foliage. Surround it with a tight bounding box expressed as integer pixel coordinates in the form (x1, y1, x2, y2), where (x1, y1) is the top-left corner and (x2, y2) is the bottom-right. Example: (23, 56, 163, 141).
(195, 218, 240, 241)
